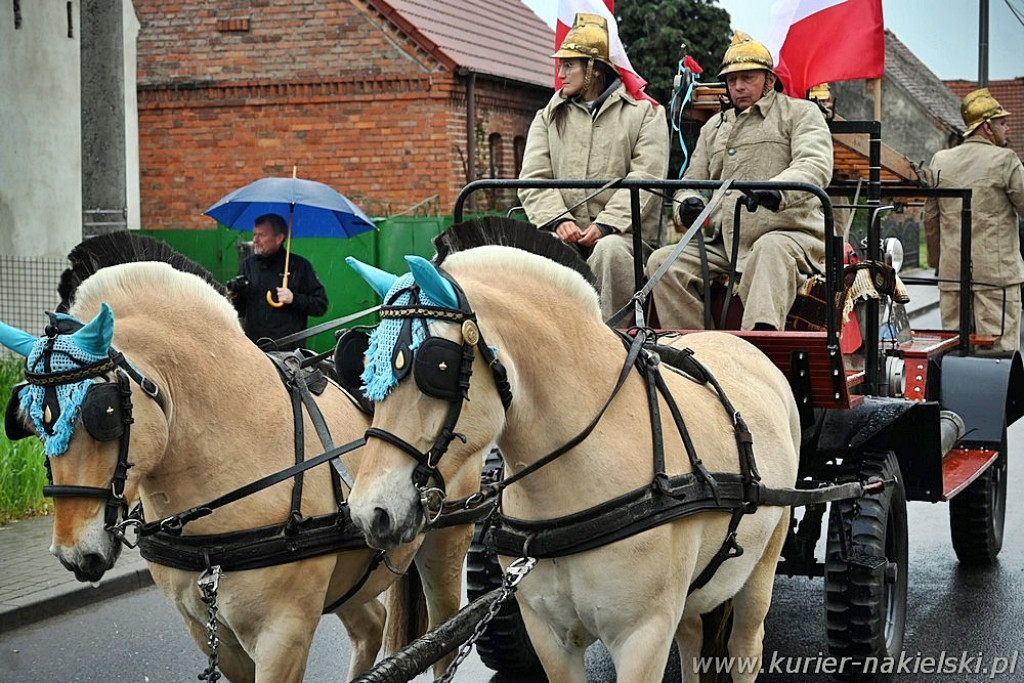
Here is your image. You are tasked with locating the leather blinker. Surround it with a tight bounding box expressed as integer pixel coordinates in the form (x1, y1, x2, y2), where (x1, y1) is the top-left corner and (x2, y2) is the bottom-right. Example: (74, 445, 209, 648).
(4, 384, 32, 441)
(81, 382, 126, 442)
(414, 337, 464, 402)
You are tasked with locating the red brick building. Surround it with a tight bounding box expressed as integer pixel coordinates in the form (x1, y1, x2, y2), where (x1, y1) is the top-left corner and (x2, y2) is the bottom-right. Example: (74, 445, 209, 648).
(135, 0, 555, 230)
(944, 78, 1024, 159)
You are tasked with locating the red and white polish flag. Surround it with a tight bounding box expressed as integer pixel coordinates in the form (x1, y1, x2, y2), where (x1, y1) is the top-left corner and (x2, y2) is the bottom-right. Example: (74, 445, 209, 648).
(555, 0, 657, 104)
(765, 0, 885, 99)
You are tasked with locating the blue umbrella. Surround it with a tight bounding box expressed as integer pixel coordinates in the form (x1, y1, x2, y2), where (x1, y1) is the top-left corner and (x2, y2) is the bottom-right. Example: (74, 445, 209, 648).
(205, 172, 376, 307)
(204, 175, 376, 238)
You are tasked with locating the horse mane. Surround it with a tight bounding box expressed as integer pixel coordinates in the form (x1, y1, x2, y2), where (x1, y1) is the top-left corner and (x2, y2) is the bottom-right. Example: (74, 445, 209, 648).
(57, 231, 227, 312)
(433, 217, 597, 290)
(71, 261, 241, 332)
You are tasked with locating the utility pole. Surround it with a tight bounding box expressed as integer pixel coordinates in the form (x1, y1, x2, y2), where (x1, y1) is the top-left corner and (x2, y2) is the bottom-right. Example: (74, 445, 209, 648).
(978, 0, 989, 87)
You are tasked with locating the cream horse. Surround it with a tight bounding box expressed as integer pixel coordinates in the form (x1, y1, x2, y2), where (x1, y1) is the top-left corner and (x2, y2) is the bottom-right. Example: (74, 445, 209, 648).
(345, 232, 801, 682)
(1, 259, 475, 682)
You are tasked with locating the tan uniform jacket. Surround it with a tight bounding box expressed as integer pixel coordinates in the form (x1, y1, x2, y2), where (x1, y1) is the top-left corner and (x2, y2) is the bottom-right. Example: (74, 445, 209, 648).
(674, 91, 833, 270)
(924, 137, 1024, 291)
(518, 84, 669, 239)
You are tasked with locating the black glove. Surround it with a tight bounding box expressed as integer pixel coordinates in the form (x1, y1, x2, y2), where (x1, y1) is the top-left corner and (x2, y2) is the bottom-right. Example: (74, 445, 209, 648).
(743, 189, 782, 212)
(678, 196, 706, 227)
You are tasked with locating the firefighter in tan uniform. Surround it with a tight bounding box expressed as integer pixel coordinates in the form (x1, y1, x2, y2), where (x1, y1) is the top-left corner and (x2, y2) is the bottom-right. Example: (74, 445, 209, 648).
(924, 88, 1024, 353)
(647, 32, 833, 331)
(518, 13, 669, 320)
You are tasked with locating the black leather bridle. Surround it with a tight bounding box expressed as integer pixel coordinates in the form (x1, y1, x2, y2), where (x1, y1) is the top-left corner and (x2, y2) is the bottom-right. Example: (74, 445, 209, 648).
(5, 316, 165, 544)
(363, 270, 512, 518)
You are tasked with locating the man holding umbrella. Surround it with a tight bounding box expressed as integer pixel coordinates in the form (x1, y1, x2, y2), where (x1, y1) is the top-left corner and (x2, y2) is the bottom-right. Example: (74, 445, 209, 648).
(229, 212, 328, 350)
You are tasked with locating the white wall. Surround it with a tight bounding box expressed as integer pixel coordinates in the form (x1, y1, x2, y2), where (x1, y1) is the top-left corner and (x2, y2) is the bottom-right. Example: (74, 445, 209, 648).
(0, 1, 83, 258)
(124, 2, 141, 230)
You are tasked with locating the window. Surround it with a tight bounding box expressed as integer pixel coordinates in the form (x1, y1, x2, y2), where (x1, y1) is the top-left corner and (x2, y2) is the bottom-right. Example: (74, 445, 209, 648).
(513, 136, 526, 177)
(488, 133, 503, 178)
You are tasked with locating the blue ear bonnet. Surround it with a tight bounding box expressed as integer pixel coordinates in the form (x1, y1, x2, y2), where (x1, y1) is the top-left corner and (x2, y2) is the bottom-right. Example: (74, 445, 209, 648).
(17, 314, 111, 456)
(361, 273, 447, 401)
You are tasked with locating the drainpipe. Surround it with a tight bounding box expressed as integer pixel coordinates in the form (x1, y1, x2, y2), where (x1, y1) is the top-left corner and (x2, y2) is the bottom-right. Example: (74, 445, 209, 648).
(458, 68, 477, 212)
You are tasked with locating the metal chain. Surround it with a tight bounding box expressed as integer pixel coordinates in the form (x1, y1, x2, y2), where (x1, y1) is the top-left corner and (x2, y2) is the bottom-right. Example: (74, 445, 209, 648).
(197, 565, 223, 682)
(434, 556, 537, 683)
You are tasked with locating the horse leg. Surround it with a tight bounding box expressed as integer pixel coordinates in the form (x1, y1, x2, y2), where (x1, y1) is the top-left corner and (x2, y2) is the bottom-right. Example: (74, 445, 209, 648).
(337, 599, 387, 679)
(605, 614, 678, 683)
(676, 610, 704, 683)
(516, 602, 588, 683)
(413, 521, 473, 674)
(725, 513, 789, 683)
(181, 614, 256, 683)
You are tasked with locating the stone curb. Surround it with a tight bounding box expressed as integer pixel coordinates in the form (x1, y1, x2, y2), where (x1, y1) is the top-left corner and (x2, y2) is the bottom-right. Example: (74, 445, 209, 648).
(0, 565, 153, 634)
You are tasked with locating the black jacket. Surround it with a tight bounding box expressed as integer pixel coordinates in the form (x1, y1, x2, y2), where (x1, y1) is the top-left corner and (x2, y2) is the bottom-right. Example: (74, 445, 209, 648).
(233, 249, 328, 350)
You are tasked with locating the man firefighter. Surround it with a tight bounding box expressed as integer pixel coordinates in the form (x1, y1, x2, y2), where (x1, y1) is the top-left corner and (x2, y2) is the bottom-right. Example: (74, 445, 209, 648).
(925, 88, 1024, 353)
(646, 31, 833, 331)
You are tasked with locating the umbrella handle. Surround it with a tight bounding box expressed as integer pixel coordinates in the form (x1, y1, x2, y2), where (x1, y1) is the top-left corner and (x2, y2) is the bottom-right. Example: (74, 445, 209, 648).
(266, 271, 289, 308)
(266, 289, 285, 308)
(266, 207, 294, 309)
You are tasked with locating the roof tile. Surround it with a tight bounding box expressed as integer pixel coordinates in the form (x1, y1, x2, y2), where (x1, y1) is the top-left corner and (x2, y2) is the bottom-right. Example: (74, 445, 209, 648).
(382, 0, 555, 87)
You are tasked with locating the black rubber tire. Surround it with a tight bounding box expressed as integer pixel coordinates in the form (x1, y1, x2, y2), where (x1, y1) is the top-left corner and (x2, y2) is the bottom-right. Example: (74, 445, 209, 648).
(464, 450, 545, 677)
(949, 428, 1007, 565)
(825, 451, 908, 680)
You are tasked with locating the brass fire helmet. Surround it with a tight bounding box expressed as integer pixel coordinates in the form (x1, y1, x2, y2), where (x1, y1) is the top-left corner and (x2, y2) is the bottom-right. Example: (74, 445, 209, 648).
(718, 31, 783, 94)
(552, 12, 613, 67)
(961, 88, 1011, 137)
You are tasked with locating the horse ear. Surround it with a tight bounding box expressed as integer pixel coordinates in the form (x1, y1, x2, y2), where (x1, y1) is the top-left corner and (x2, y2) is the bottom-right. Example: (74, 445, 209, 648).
(0, 321, 37, 357)
(73, 302, 115, 357)
(406, 256, 458, 309)
(346, 257, 399, 299)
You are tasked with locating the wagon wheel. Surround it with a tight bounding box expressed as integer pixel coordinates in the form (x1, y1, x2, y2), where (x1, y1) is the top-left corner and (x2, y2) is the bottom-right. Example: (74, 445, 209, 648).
(949, 427, 1007, 565)
(465, 449, 545, 676)
(825, 450, 908, 680)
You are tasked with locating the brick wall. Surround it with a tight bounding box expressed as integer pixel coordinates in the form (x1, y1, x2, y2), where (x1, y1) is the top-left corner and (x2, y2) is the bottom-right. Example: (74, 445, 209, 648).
(135, 0, 550, 229)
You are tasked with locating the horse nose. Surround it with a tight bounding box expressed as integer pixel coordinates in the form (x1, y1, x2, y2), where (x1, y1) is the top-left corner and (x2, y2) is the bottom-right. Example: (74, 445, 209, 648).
(72, 552, 111, 583)
(370, 507, 392, 538)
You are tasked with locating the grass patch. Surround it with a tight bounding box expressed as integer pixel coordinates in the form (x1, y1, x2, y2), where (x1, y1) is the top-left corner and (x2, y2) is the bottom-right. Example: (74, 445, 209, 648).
(0, 356, 50, 522)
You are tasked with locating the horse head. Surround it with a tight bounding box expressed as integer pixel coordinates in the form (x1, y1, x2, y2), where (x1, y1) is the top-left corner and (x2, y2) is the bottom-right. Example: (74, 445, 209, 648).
(1, 302, 168, 582)
(345, 255, 510, 549)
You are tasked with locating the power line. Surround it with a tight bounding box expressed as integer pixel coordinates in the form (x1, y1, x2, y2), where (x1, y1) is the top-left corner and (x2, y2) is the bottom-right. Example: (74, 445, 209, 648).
(1003, 0, 1024, 28)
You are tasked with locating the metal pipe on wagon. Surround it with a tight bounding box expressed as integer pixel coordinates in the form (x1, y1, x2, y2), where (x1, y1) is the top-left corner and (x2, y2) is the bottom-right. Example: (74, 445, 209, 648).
(350, 589, 502, 683)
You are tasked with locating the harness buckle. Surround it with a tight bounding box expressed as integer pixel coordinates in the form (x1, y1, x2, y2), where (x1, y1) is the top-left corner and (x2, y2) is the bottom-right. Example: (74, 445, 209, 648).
(503, 556, 538, 589)
(110, 517, 142, 549)
(159, 516, 185, 536)
(140, 377, 160, 400)
(419, 486, 447, 525)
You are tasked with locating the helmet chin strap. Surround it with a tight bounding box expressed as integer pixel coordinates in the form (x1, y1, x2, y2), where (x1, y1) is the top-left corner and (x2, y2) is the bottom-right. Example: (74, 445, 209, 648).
(582, 57, 596, 97)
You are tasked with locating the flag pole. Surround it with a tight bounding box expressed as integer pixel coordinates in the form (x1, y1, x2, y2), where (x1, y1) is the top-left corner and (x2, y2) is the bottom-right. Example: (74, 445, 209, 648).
(872, 78, 882, 122)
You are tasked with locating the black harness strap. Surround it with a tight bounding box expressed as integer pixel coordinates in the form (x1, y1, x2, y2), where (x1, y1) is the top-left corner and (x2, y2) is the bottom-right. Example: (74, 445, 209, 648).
(489, 473, 752, 559)
(688, 508, 746, 594)
(138, 438, 366, 536)
(138, 511, 369, 572)
(289, 382, 307, 520)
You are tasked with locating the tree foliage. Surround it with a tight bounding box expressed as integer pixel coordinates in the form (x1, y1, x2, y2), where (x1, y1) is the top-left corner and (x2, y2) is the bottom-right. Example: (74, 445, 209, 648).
(615, 0, 734, 177)
(615, 0, 733, 105)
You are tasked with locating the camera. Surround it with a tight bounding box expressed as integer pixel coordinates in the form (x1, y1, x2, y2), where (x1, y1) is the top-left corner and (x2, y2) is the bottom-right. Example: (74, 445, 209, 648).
(226, 274, 249, 293)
